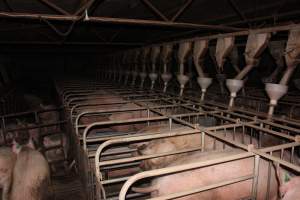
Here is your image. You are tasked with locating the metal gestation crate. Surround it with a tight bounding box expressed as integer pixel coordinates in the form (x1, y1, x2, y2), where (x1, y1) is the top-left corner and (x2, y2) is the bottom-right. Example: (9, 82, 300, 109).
(57, 78, 300, 200)
(0, 106, 68, 175)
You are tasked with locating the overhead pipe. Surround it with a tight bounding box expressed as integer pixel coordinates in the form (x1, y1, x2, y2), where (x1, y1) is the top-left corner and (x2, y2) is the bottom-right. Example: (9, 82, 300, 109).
(229, 46, 247, 96)
(140, 48, 150, 88)
(131, 50, 140, 87)
(149, 46, 160, 89)
(161, 44, 173, 93)
(227, 32, 271, 109)
(193, 39, 212, 101)
(266, 27, 300, 118)
(177, 41, 192, 96)
(229, 46, 241, 74)
(216, 37, 236, 102)
(209, 46, 226, 95)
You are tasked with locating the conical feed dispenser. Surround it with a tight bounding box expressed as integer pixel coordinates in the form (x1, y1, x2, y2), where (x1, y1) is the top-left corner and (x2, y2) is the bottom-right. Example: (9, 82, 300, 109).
(226, 79, 244, 108)
(197, 77, 212, 101)
(265, 83, 288, 117)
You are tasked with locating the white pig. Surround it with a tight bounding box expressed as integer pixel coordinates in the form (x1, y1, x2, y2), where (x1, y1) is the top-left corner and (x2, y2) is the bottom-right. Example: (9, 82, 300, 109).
(0, 147, 16, 200)
(10, 139, 50, 200)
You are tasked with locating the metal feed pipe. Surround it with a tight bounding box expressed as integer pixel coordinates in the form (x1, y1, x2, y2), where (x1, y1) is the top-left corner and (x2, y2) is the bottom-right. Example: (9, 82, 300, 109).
(177, 41, 192, 96)
(140, 48, 150, 88)
(149, 46, 160, 90)
(262, 41, 286, 83)
(131, 50, 140, 87)
(193, 39, 212, 101)
(161, 44, 173, 93)
(266, 27, 300, 118)
(227, 32, 271, 109)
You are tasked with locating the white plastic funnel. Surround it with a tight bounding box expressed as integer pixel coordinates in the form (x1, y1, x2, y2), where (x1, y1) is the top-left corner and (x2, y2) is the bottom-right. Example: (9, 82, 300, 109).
(161, 73, 172, 92)
(226, 79, 244, 108)
(226, 79, 244, 95)
(197, 77, 212, 101)
(265, 83, 288, 117)
(265, 83, 288, 105)
(149, 73, 158, 90)
(177, 74, 189, 96)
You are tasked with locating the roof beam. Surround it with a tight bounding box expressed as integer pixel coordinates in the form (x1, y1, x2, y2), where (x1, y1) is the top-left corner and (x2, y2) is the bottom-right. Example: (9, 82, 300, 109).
(0, 41, 143, 46)
(38, 0, 71, 15)
(0, 12, 245, 31)
(171, 0, 194, 22)
(140, 0, 169, 21)
(227, 0, 251, 27)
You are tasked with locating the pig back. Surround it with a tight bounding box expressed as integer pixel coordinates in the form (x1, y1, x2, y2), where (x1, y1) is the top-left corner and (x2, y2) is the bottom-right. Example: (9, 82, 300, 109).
(151, 149, 278, 200)
(0, 147, 16, 186)
(10, 147, 50, 200)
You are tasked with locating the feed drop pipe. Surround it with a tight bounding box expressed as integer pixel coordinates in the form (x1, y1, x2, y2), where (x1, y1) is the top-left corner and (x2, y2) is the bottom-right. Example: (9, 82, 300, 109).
(149, 46, 160, 90)
(131, 50, 140, 87)
(177, 41, 192, 96)
(125, 50, 134, 86)
(161, 44, 173, 93)
(215, 36, 238, 106)
(266, 27, 300, 118)
(262, 41, 286, 83)
(193, 39, 212, 101)
(215, 36, 236, 102)
(122, 52, 129, 85)
(227, 32, 271, 109)
(229, 47, 246, 96)
(140, 48, 150, 88)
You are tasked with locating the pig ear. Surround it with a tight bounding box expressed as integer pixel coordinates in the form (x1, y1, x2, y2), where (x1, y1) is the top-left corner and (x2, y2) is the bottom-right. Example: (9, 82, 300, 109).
(26, 137, 36, 149)
(129, 142, 149, 149)
(278, 168, 293, 184)
(12, 139, 21, 154)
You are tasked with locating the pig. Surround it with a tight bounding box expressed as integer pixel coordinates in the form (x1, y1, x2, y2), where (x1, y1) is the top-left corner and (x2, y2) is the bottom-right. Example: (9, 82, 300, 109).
(0, 147, 16, 200)
(0, 123, 17, 145)
(130, 124, 203, 170)
(26, 122, 70, 173)
(10, 139, 50, 200)
(43, 133, 70, 173)
(109, 103, 147, 132)
(132, 149, 279, 200)
(77, 93, 125, 115)
(280, 176, 300, 200)
(39, 104, 60, 133)
(131, 123, 259, 170)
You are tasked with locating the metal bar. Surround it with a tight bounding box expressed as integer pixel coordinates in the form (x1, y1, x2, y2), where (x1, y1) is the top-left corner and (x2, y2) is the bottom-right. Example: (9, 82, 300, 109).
(38, 0, 71, 15)
(74, 0, 100, 15)
(150, 175, 254, 200)
(119, 152, 253, 200)
(3, 0, 13, 11)
(0, 41, 143, 46)
(0, 12, 245, 31)
(227, 0, 251, 27)
(141, 0, 169, 21)
(171, 0, 194, 22)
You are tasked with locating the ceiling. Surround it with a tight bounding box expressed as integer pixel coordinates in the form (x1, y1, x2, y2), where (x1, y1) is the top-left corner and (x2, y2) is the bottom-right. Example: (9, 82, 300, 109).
(0, 0, 299, 53)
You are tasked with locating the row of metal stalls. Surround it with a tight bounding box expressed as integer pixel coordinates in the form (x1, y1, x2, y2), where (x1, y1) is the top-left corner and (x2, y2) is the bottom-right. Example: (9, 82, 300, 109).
(56, 74, 299, 200)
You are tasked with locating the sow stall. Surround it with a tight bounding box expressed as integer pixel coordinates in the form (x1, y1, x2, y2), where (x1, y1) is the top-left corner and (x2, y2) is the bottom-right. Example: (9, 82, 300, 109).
(56, 78, 300, 200)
